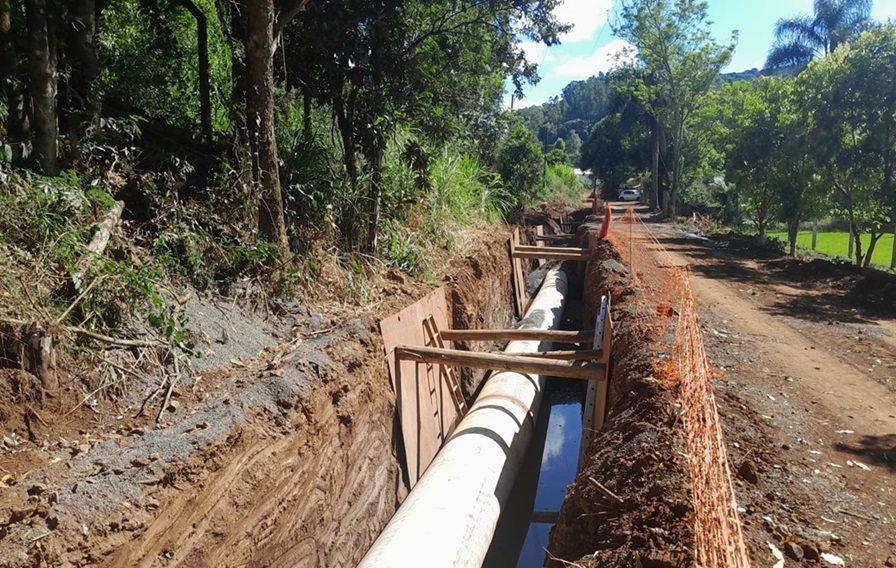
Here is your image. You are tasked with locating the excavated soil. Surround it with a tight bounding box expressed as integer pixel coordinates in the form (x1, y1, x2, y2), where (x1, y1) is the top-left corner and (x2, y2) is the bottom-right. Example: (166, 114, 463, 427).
(0, 228, 513, 568)
(546, 227, 695, 568)
(549, 213, 896, 567)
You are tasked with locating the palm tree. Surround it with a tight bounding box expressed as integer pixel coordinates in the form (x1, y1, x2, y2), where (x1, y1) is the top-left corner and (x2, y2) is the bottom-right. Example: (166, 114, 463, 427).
(765, 0, 875, 69)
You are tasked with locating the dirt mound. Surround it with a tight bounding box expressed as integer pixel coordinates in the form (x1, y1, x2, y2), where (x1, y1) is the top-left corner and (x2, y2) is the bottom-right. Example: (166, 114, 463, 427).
(547, 235, 694, 567)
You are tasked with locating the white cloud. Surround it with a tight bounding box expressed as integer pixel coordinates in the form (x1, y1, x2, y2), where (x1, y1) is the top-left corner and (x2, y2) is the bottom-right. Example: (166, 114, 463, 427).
(519, 40, 551, 65)
(541, 413, 567, 470)
(552, 38, 637, 79)
(555, 0, 615, 42)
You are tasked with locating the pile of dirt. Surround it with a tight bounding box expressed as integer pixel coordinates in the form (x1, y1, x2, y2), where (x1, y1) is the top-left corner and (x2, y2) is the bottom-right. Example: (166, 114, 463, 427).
(547, 232, 695, 567)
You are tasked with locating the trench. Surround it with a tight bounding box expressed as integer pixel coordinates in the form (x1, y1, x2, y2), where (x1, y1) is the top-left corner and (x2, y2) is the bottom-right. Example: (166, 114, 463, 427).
(361, 214, 609, 567)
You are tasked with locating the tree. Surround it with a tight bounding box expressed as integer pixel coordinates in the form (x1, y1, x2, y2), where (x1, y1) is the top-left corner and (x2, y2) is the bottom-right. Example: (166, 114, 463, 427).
(614, 0, 735, 216)
(765, 0, 875, 70)
(580, 113, 647, 195)
(497, 127, 544, 210)
(26, 0, 58, 175)
(798, 25, 896, 267)
(708, 79, 815, 244)
(283, 0, 567, 251)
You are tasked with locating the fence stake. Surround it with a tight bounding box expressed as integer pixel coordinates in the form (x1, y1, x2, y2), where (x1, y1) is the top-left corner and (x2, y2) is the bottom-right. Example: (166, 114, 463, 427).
(811, 222, 817, 250)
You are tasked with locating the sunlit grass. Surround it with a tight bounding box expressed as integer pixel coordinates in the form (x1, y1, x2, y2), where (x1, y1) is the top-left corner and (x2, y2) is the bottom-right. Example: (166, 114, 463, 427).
(768, 230, 895, 267)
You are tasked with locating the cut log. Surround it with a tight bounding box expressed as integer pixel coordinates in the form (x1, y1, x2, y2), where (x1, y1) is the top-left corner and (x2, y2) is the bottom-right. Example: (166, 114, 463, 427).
(72, 200, 124, 289)
(24, 322, 57, 392)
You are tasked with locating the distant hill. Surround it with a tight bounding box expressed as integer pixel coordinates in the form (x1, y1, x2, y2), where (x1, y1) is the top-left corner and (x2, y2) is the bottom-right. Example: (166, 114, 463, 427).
(513, 66, 799, 158)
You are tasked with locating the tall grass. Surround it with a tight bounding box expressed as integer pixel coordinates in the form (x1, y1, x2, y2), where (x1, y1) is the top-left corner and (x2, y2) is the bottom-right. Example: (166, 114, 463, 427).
(378, 142, 513, 275)
(524, 163, 587, 209)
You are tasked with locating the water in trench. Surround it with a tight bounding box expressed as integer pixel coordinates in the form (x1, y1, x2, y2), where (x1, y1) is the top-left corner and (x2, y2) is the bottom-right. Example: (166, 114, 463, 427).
(483, 377, 585, 567)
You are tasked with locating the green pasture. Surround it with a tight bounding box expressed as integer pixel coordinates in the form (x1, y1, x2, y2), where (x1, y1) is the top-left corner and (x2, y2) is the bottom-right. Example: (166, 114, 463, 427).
(767, 230, 896, 268)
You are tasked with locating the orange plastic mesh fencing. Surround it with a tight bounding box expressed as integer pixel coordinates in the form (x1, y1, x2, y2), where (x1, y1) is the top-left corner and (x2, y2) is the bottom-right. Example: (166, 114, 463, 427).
(609, 209, 752, 568)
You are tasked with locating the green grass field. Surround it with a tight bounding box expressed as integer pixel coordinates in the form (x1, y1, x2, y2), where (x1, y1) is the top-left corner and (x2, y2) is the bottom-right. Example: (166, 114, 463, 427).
(767, 230, 896, 268)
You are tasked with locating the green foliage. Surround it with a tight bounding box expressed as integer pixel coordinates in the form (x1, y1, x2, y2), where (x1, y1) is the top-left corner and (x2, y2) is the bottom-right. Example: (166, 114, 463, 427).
(98, 0, 232, 135)
(797, 24, 896, 266)
(615, 0, 736, 215)
(497, 127, 545, 213)
(765, 0, 874, 69)
(580, 112, 648, 192)
(541, 164, 586, 207)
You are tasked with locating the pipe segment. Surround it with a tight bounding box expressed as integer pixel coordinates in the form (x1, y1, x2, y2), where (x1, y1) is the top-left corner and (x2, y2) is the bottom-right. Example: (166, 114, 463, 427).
(358, 267, 569, 568)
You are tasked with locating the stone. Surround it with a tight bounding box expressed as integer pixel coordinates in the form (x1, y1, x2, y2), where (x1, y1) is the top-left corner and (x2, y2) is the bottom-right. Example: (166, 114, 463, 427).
(784, 541, 804, 561)
(737, 460, 759, 485)
(802, 544, 820, 562)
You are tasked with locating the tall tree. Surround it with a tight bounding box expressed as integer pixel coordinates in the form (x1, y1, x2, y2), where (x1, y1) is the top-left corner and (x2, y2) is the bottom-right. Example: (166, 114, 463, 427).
(26, 0, 58, 175)
(64, 0, 100, 141)
(799, 24, 896, 267)
(765, 0, 874, 69)
(1, 0, 29, 161)
(614, 0, 735, 216)
(245, 0, 288, 250)
(284, 0, 567, 251)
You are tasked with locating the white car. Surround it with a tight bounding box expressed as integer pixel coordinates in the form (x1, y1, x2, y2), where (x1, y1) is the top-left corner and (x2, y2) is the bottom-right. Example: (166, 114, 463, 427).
(618, 189, 641, 201)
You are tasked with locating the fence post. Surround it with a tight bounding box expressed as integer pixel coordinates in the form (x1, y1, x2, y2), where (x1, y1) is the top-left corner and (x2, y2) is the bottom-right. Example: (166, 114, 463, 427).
(848, 231, 854, 261)
(811, 222, 817, 250)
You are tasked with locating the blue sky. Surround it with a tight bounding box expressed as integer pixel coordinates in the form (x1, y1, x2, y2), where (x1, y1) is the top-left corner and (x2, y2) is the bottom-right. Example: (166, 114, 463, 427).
(509, 0, 896, 108)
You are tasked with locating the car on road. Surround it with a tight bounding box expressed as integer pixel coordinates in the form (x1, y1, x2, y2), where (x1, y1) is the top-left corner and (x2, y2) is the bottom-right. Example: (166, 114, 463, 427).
(618, 189, 641, 201)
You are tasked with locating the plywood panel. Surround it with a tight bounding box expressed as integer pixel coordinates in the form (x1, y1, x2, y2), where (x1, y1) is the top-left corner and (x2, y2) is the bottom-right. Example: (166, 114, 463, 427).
(379, 288, 459, 486)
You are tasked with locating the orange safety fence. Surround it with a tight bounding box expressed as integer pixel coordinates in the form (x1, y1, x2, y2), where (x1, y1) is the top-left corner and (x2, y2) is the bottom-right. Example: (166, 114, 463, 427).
(608, 208, 752, 568)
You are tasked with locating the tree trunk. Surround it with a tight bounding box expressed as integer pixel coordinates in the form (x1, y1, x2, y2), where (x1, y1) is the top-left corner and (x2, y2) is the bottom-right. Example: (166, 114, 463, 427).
(246, 0, 287, 251)
(863, 228, 883, 269)
(174, 0, 211, 142)
(1, 0, 29, 161)
(334, 96, 358, 181)
(302, 86, 312, 142)
(365, 132, 385, 252)
(65, 0, 99, 141)
(649, 116, 659, 211)
(26, 0, 58, 175)
(787, 215, 801, 256)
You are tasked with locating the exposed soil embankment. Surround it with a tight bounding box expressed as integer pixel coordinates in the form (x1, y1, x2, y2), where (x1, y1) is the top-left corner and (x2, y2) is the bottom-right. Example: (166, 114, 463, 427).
(547, 224, 695, 567)
(0, 230, 514, 567)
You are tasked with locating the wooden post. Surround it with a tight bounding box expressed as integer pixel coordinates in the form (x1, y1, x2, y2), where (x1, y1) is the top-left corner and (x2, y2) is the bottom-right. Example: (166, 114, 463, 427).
(811, 221, 817, 250)
(848, 231, 854, 260)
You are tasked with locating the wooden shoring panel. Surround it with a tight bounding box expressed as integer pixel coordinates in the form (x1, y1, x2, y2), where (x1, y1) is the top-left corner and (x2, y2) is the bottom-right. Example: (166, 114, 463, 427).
(395, 345, 606, 381)
(379, 288, 460, 486)
(510, 228, 530, 317)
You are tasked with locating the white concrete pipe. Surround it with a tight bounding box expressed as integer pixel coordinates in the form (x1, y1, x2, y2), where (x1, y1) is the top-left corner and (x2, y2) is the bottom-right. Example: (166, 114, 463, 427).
(358, 267, 569, 568)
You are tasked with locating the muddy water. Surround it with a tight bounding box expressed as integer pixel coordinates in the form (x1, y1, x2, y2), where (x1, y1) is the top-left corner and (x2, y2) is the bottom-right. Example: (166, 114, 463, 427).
(483, 379, 584, 567)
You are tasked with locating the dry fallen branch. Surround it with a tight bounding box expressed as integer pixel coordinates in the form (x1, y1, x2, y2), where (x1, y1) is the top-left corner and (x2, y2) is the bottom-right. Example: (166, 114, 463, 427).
(588, 476, 626, 506)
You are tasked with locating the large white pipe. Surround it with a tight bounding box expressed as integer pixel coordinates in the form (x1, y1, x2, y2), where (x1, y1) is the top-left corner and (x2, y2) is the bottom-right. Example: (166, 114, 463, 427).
(358, 267, 569, 568)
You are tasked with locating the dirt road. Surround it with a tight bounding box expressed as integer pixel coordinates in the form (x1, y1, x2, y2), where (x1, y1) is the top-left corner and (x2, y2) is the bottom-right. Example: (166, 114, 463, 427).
(654, 225, 896, 565)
